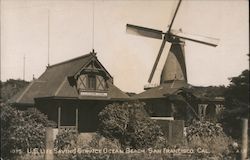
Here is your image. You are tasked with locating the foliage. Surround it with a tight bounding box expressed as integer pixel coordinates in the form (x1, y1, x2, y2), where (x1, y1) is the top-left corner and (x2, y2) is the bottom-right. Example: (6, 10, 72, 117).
(77, 134, 122, 160)
(54, 132, 120, 160)
(54, 130, 78, 150)
(225, 69, 249, 105)
(186, 120, 234, 158)
(186, 120, 224, 138)
(54, 132, 173, 160)
(0, 79, 29, 102)
(220, 69, 249, 139)
(185, 85, 226, 99)
(87, 133, 121, 149)
(1, 103, 18, 158)
(98, 101, 164, 149)
(53, 129, 78, 160)
(0, 103, 55, 159)
(52, 120, 236, 160)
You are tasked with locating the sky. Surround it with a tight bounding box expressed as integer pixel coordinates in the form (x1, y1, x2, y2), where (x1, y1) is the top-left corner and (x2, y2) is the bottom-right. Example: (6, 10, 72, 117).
(0, 0, 249, 93)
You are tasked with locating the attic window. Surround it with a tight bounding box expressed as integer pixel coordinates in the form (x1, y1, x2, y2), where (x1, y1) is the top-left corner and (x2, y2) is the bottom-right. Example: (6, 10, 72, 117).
(76, 74, 107, 92)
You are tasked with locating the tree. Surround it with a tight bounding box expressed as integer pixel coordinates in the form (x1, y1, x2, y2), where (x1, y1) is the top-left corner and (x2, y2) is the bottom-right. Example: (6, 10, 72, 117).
(0, 79, 29, 102)
(225, 69, 249, 106)
(220, 69, 249, 139)
(98, 101, 164, 149)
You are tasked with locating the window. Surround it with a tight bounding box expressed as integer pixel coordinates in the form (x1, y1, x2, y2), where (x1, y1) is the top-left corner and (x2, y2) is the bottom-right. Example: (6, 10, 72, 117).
(77, 74, 107, 93)
(77, 75, 87, 91)
(88, 75, 96, 90)
(96, 75, 106, 90)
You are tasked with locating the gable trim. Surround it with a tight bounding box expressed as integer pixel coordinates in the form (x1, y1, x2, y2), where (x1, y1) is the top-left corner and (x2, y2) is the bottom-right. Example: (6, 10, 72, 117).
(73, 56, 113, 80)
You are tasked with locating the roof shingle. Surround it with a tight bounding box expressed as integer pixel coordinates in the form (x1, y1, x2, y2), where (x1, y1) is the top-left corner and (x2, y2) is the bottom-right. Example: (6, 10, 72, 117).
(11, 53, 129, 104)
(133, 80, 190, 99)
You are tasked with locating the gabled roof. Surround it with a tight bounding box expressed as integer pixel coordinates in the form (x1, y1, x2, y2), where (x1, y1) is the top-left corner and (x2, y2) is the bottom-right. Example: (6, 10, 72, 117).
(133, 80, 225, 103)
(10, 52, 129, 105)
(133, 80, 190, 99)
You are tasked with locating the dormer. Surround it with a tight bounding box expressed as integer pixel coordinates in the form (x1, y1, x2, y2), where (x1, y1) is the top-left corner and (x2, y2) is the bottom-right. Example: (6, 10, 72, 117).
(72, 52, 113, 97)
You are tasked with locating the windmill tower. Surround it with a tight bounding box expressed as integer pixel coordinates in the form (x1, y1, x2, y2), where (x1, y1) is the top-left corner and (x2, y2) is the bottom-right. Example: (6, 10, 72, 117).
(160, 37, 187, 84)
(126, 0, 219, 90)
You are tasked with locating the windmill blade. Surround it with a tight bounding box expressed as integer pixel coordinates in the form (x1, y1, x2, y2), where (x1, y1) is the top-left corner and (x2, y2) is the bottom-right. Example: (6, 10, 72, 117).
(168, 0, 182, 32)
(126, 24, 163, 40)
(150, 42, 172, 83)
(171, 31, 219, 47)
(148, 40, 167, 83)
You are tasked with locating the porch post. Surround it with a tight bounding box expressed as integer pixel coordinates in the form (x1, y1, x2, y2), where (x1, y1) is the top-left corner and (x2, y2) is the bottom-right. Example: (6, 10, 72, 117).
(58, 106, 61, 129)
(76, 107, 78, 131)
(170, 103, 175, 118)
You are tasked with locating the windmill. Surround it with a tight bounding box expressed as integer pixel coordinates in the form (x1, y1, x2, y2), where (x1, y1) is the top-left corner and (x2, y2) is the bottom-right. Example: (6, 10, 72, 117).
(126, 0, 219, 90)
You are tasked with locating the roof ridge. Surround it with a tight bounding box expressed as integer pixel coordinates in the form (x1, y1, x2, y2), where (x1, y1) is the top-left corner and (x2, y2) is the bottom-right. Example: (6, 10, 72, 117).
(47, 52, 95, 68)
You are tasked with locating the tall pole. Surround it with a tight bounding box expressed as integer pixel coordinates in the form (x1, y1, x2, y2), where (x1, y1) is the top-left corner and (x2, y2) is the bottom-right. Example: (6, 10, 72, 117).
(47, 9, 50, 67)
(92, 0, 95, 50)
(23, 55, 25, 81)
(0, 0, 2, 81)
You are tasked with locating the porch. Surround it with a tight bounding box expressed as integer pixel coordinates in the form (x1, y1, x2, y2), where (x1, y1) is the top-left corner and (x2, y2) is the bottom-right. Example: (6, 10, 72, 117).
(35, 99, 112, 133)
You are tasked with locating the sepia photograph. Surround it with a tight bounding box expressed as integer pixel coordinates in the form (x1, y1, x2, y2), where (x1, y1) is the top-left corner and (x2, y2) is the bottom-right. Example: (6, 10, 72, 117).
(0, 0, 249, 159)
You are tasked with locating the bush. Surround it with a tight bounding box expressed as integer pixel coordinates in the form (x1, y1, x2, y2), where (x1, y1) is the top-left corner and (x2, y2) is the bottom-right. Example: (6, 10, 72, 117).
(87, 133, 121, 149)
(186, 120, 234, 158)
(54, 131, 121, 160)
(98, 101, 164, 149)
(54, 129, 78, 150)
(53, 129, 78, 160)
(0, 104, 55, 159)
(53, 132, 173, 160)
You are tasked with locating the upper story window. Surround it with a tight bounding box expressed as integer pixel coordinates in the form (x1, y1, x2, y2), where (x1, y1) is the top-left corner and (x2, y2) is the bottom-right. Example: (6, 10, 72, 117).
(77, 74, 107, 92)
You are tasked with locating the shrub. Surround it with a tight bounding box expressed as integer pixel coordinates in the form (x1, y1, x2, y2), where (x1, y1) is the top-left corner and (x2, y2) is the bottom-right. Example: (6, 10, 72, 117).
(0, 104, 55, 159)
(87, 133, 121, 149)
(54, 131, 121, 160)
(54, 130, 78, 150)
(78, 133, 122, 160)
(54, 132, 173, 160)
(54, 129, 78, 160)
(98, 101, 164, 149)
(186, 120, 234, 158)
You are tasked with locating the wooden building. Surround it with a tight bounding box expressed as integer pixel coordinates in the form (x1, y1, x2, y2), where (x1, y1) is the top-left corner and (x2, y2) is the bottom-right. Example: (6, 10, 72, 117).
(10, 51, 129, 132)
(133, 81, 225, 124)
